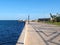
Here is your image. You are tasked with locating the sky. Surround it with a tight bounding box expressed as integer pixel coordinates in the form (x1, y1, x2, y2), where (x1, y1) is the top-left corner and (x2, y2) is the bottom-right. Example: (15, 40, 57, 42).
(0, 0, 60, 20)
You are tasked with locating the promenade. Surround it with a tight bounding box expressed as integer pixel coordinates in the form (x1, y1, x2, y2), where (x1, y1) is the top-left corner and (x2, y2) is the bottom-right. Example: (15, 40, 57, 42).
(17, 22, 60, 45)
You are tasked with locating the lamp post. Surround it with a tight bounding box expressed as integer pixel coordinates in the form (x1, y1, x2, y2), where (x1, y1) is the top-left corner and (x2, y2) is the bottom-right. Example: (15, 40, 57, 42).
(28, 15, 30, 24)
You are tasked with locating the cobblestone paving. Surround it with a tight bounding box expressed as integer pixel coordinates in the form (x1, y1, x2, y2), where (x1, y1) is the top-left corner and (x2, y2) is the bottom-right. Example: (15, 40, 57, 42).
(30, 22, 60, 45)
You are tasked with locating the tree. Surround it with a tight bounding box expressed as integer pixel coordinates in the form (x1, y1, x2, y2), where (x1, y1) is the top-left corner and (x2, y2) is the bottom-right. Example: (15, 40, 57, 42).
(50, 13, 56, 22)
(56, 13, 60, 22)
(50, 13, 60, 22)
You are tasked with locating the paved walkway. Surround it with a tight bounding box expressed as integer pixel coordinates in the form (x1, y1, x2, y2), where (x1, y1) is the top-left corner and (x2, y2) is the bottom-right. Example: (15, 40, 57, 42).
(25, 22, 60, 45)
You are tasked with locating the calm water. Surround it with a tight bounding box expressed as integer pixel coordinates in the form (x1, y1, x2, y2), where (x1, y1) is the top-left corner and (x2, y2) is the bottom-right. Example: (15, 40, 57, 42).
(0, 20, 25, 45)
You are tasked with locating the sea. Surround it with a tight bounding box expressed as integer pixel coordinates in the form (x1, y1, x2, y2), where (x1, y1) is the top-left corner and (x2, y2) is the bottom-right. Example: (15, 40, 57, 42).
(0, 20, 25, 45)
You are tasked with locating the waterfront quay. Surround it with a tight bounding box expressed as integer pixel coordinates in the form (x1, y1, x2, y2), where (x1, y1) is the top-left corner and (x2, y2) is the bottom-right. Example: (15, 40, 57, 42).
(16, 22, 60, 45)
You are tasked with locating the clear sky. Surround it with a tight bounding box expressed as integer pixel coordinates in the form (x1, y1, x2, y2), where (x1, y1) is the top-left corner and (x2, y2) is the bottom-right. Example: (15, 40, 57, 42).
(0, 0, 60, 20)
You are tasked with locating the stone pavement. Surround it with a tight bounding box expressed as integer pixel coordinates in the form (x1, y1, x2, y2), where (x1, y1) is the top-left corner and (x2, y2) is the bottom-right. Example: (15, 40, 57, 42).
(24, 22, 60, 45)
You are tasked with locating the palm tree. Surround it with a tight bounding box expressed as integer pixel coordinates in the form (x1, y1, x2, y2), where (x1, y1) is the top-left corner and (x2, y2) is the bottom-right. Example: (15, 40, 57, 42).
(50, 13, 56, 22)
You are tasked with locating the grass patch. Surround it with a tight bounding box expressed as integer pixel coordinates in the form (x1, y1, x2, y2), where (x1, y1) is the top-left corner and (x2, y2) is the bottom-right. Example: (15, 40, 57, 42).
(53, 22, 60, 25)
(45, 21, 60, 26)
